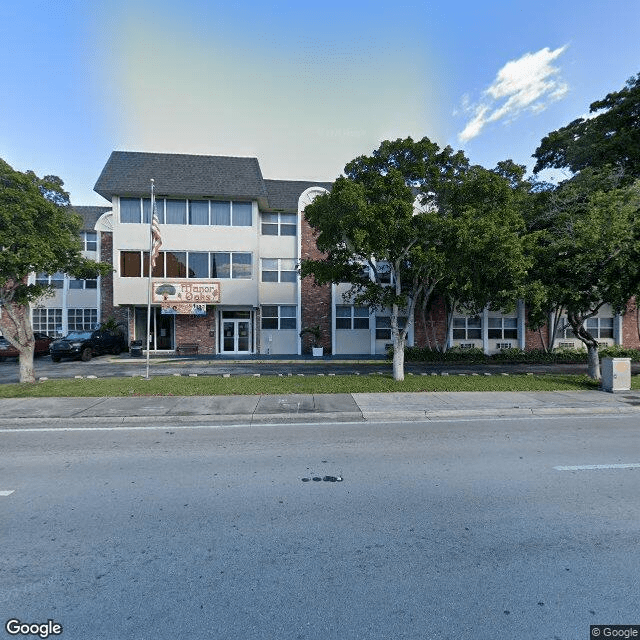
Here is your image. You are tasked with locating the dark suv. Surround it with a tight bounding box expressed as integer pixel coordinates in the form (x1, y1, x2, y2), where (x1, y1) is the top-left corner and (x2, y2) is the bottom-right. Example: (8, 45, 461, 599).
(50, 329, 126, 362)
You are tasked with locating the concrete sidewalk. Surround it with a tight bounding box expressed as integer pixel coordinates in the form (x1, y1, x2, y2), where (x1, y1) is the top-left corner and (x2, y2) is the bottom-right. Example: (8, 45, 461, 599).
(1, 390, 640, 427)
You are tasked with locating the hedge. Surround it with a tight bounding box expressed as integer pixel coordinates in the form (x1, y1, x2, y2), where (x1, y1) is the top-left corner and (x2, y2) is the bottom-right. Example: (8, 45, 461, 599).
(390, 345, 640, 364)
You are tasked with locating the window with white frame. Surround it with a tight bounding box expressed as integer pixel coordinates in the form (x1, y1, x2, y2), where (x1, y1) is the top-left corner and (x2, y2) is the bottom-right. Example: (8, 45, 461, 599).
(36, 272, 64, 289)
(488, 316, 518, 340)
(452, 316, 482, 340)
(82, 232, 97, 252)
(67, 308, 98, 331)
(261, 212, 297, 236)
(261, 259, 297, 282)
(373, 262, 393, 284)
(68, 277, 97, 290)
(120, 197, 252, 226)
(261, 305, 297, 330)
(119, 250, 252, 279)
(336, 305, 369, 330)
(32, 308, 63, 335)
(586, 317, 614, 339)
(555, 319, 575, 339)
(375, 316, 407, 340)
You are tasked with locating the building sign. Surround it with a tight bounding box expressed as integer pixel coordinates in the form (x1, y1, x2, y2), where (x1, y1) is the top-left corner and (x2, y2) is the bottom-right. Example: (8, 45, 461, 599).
(161, 302, 207, 316)
(153, 280, 221, 304)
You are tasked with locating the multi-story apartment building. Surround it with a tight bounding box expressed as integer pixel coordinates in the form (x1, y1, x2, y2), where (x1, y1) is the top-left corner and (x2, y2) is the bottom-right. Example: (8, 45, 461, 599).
(91, 151, 639, 356)
(93, 151, 334, 355)
(30, 206, 109, 337)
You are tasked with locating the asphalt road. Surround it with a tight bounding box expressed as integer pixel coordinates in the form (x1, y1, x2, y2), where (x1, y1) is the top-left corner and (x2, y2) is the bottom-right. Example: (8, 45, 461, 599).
(2, 415, 639, 639)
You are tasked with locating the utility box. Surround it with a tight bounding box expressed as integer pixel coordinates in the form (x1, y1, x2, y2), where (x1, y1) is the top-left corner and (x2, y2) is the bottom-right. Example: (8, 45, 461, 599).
(601, 357, 631, 392)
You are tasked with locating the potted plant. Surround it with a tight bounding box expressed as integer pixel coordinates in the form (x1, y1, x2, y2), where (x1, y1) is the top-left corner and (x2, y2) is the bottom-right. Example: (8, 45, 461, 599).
(300, 325, 323, 356)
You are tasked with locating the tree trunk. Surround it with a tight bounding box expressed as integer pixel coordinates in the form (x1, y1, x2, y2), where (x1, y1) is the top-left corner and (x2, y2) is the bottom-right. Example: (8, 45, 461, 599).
(586, 343, 601, 381)
(19, 344, 36, 384)
(392, 334, 405, 381)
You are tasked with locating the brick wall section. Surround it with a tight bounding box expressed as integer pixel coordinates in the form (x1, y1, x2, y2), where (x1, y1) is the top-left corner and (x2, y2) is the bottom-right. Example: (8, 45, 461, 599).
(175, 313, 216, 354)
(99, 231, 114, 322)
(99, 231, 129, 338)
(300, 213, 332, 354)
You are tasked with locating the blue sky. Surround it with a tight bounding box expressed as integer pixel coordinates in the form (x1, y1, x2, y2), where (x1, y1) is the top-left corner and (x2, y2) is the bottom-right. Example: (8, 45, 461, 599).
(1, 0, 639, 205)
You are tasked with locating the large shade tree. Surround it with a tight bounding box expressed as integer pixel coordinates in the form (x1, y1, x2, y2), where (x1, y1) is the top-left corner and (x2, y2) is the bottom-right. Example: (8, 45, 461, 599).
(433, 160, 533, 347)
(533, 72, 640, 180)
(0, 159, 111, 383)
(531, 73, 640, 378)
(302, 138, 530, 379)
(525, 169, 640, 379)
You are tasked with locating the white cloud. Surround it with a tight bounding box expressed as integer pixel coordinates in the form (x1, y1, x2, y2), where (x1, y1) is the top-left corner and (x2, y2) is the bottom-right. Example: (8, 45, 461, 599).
(458, 46, 569, 143)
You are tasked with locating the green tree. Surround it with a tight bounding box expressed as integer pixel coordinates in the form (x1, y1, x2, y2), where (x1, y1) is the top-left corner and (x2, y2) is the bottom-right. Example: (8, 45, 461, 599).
(533, 73, 640, 180)
(525, 169, 640, 379)
(301, 138, 530, 379)
(0, 159, 111, 383)
(434, 162, 532, 348)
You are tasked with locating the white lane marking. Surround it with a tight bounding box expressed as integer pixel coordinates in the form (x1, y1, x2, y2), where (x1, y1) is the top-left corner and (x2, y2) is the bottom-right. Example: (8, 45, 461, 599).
(0, 490, 15, 496)
(554, 463, 640, 471)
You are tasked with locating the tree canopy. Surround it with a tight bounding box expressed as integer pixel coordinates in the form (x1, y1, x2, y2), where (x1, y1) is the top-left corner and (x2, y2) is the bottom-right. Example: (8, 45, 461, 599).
(533, 73, 640, 180)
(524, 168, 640, 378)
(0, 158, 110, 382)
(302, 137, 530, 380)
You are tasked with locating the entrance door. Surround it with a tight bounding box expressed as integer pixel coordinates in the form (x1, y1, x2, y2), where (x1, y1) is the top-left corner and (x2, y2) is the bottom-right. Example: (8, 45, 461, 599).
(135, 307, 174, 350)
(221, 311, 252, 354)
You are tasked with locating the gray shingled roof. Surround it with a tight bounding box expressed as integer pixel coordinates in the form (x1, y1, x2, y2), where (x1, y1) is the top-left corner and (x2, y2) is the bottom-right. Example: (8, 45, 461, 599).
(263, 179, 333, 211)
(71, 206, 111, 231)
(94, 151, 268, 203)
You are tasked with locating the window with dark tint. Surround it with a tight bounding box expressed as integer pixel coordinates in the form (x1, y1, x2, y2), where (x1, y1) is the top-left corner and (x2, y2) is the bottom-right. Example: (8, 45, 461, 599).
(280, 214, 296, 236)
(188, 252, 209, 278)
(261, 306, 278, 329)
(488, 317, 518, 339)
(211, 253, 231, 278)
(84, 232, 97, 251)
(261, 259, 278, 282)
(279, 305, 296, 329)
(261, 213, 278, 235)
(121, 251, 142, 277)
(166, 251, 187, 277)
(143, 251, 165, 278)
(232, 253, 252, 278)
(453, 316, 482, 339)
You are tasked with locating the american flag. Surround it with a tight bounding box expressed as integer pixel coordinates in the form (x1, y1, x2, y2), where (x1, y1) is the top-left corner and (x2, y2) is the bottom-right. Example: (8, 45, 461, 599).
(150, 201, 162, 268)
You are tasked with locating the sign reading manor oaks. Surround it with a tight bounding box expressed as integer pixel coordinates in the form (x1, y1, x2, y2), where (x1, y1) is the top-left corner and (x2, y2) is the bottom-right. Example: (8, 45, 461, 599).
(153, 280, 221, 305)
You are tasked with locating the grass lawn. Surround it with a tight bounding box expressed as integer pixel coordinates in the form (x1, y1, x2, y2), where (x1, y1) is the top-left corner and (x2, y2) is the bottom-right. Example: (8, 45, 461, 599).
(0, 372, 622, 398)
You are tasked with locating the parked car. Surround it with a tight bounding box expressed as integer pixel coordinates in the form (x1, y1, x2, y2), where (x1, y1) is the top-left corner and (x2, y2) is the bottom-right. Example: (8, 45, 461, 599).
(0, 332, 54, 361)
(49, 329, 126, 362)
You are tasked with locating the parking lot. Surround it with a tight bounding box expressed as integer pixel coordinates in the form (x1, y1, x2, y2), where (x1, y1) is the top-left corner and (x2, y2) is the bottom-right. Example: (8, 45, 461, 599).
(1, 351, 632, 385)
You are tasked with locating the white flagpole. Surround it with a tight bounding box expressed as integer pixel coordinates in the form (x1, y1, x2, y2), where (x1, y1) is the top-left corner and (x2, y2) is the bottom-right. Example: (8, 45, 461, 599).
(145, 179, 155, 379)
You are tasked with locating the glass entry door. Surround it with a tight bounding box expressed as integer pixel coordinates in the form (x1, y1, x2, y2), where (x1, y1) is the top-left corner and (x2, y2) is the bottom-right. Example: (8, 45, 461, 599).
(221, 311, 252, 354)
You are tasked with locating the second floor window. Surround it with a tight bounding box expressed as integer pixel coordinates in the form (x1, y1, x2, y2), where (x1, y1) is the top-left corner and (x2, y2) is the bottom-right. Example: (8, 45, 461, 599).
(120, 250, 252, 279)
(261, 259, 297, 282)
